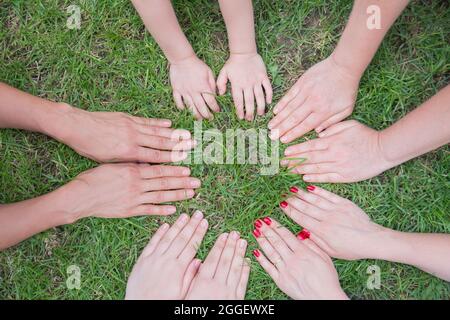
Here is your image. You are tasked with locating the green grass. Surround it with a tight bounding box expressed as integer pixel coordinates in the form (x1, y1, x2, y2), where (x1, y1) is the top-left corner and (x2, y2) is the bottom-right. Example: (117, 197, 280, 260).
(0, 0, 449, 300)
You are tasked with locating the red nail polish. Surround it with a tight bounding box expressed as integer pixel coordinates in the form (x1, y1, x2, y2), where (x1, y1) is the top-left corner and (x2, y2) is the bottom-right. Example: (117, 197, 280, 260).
(306, 185, 316, 192)
(253, 229, 261, 238)
(253, 249, 261, 258)
(297, 229, 311, 240)
(262, 217, 272, 225)
(290, 186, 299, 193)
(280, 201, 288, 208)
(254, 219, 263, 229)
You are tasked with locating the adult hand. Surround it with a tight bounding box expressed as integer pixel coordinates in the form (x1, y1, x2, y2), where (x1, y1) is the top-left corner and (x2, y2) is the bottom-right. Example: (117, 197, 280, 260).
(186, 231, 250, 300)
(282, 120, 393, 183)
(126, 211, 208, 299)
(55, 106, 195, 163)
(65, 163, 200, 221)
(268, 56, 360, 143)
(217, 53, 272, 121)
(252, 217, 347, 300)
(280, 185, 387, 260)
(170, 55, 220, 120)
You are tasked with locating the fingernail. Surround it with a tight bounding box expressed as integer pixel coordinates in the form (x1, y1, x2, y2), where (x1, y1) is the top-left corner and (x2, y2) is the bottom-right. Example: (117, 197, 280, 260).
(231, 231, 240, 240)
(253, 249, 261, 257)
(182, 168, 191, 175)
(290, 186, 299, 193)
(297, 229, 311, 240)
(193, 210, 203, 219)
(239, 239, 247, 248)
(191, 179, 201, 188)
(280, 201, 288, 208)
(252, 229, 261, 238)
(307, 185, 316, 191)
(200, 219, 208, 228)
(262, 217, 272, 226)
(254, 219, 263, 229)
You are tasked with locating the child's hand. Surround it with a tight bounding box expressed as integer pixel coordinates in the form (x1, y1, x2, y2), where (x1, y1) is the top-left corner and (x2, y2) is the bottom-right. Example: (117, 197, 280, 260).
(252, 217, 347, 300)
(186, 231, 250, 300)
(126, 212, 208, 299)
(169, 55, 220, 120)
(217, 53, 272, 121)
(281, 120, 393, 183)
(280, 186, 387, 261)
(268, 55, 360, 143)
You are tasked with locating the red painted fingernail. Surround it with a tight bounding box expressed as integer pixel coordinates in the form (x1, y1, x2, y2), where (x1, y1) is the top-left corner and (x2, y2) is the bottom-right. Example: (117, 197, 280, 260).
(253, 249, 261, 257)
(253, 229, 261, 238)
(290, 186, 299, 193)
(297, 229, 311, 240)
(262, 217, 272, 225)
(280, 201, 288, 208)
(254, 219, 263, 229)
(306, 185, 316, 192)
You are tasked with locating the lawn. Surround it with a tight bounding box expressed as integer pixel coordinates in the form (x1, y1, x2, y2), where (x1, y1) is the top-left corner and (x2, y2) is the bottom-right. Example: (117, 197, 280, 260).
(0, 0, 449, 300)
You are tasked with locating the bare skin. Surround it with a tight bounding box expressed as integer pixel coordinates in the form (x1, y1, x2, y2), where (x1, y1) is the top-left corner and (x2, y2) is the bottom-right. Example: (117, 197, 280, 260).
(0, 82, 194, 163)
(269, 0, 410, 142)
(252, 217, 347, 300)
(0, 164, 200, 250)
(282, 85, 450, 183)
(131, 0, 271, 121)
(125, 212, 208, 299)
(281, 186, 450, 281)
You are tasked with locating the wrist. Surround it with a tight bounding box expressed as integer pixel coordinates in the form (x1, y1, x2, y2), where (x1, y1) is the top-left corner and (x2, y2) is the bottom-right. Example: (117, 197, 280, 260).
(377, 129, 402, 170)
(41, 102, 78, 141)
(52, 178, 92, 224)
(168, 50, 197, 65)
(330, 50, 365, 81)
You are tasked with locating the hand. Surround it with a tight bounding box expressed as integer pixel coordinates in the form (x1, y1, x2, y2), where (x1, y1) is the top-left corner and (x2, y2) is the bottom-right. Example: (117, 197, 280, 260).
(268, 55, 360, 143)
(280, 185, 387, 260)
(54, 105, 195, 163)
(170, 55, 220, 120)
(64, 163, 200, 221)
(186, 231, 250, 300)
(125, 211, 208, 299)
(252, 217, 347, 300)
(217, 53, 272, 121)
(282, 120, 393, 183)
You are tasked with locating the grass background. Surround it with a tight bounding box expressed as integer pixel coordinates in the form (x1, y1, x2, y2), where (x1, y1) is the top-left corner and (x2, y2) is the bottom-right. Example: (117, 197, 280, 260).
(0, 0, 449, 299)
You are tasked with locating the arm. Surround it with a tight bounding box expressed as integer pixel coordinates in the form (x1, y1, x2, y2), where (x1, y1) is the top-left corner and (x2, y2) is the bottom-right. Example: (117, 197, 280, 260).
(216, 0, 272, 121)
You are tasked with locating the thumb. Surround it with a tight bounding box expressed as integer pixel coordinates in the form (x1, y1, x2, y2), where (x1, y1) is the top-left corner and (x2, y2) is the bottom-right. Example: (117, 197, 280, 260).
(181, 259, 202, 297)
(216, 68, 228, 95)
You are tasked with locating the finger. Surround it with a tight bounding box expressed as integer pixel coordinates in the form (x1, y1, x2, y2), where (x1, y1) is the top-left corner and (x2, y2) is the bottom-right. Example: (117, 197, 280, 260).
(254, 231, 284, 269)
(227, 239, 247, 287)
(292, 163, 335, 176)
(202, 92, 220, 113)
(301, 239, 331, 262)
(154, 213, 190, 254)
(137, 147, 188, 163)
(141, 177, 201, 192)
(207, 69, 217, 94)
(169, 210, 204, 257)
(291, 186, 335, 210)
(253, 249, 278, 279)
(315, 110, 351, 134)
(268, 91, 307, 130)
(141, 223, 170, 257)
(184, 94, 202, 120)
(137, 125, 191, 140)
(216, 68, 228, 95)
(286, 196, 328, 221)
(273, 83, 302, 114)
(260, 217, 301, 252)
(269, 103, 310, 140)
(139, 165, 191, 179)
(280, 113, 320, 143)
(133, 204, 177, 216)
(254, 84, 266, 116)
(181, 259, 202, 296)
(284, 138, 328, 156)
(137, 135, 196, 151)
(200, 233, 229, 278)
(303, 173, 344, 183)
(179, 217, 209, 263)
(281, 150, 331, 167)
(305, 185, 344, 204)
(280, 200, 320, 231)
(130, 116, 172, 127)
(215, 231, 240, 282)
(140, 189, 195, 204)
(173, 91, 185, 110)
(236, 258, 251, 300)
(244, 88, 255, 121)
(258, 219, 292, 260)
(262, 78, 273, 105)
(231, 86, 245, 120)
(193, 94, 213, 120)
(317, 120, 357, 138)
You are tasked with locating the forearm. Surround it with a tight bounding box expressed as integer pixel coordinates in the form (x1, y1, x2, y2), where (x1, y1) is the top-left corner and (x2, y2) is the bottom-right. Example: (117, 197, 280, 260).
(218, 0, 257, 54)
(332, 0, 410, 78)
(0, 184, 80, 250)
(131, 0, 195, 63)
(375, 230, 450, 281)
(379, 85, 450, 167)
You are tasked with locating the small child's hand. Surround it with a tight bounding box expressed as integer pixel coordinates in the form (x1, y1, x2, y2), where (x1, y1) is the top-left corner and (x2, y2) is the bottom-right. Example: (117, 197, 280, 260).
(217, 53, 272, 121)
(169, 55, 220, 120)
